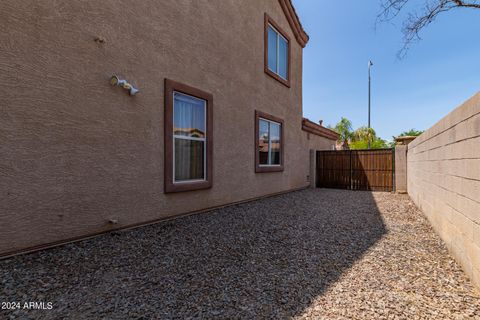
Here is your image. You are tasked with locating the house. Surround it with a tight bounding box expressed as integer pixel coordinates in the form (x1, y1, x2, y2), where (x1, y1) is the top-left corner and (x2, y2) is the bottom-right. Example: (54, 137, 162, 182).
(0, 0, 339, 256)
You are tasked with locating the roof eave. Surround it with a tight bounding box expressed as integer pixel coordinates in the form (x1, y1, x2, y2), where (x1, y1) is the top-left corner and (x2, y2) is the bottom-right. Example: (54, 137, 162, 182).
(302, 118, 339, 140)
(278, 0, 309, 48)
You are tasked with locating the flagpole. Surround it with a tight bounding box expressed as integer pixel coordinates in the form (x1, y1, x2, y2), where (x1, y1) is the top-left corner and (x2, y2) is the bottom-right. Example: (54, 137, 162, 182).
(368, 60, 373, 149)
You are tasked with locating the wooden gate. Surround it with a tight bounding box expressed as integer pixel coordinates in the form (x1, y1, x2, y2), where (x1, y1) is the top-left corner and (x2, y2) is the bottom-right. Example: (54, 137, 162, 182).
(316, 149, 394, 191)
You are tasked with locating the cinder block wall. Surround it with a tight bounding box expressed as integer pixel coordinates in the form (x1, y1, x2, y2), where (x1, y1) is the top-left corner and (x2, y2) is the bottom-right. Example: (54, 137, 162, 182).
(407, 92, 480, 288)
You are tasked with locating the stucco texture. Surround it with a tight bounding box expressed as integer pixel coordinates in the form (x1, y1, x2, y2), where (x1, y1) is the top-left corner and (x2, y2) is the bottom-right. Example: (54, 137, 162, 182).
(0, 1, 334, 255)
(407, 93, 480, 289)
(305, 131, 336, 151)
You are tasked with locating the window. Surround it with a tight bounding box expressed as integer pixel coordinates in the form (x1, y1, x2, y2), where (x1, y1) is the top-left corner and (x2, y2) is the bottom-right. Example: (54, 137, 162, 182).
(264, 13, 290, 87)
(164, 79, 213, 193)
(173, 93, 206, 182)
(268, 26, 288, 79)
(255, 111, 284, 173)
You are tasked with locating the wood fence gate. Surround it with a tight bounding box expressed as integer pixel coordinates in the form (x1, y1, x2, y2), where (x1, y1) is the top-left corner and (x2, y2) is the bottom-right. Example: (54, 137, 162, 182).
(316, 149, 395, 191)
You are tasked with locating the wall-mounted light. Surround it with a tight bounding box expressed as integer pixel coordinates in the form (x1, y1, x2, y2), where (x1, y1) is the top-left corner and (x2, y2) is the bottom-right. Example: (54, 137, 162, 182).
(110, 75, 140, 96)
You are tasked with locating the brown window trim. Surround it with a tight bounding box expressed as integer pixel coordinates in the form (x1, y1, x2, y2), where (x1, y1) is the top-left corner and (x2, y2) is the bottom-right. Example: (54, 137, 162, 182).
(164, 79, 213, 193)
(264, 13, 291, 88)
(255, 110, 284, 173)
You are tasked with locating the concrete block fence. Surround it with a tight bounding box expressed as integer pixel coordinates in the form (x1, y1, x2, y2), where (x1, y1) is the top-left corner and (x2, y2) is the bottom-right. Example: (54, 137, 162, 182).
(400, 92, 480, 288)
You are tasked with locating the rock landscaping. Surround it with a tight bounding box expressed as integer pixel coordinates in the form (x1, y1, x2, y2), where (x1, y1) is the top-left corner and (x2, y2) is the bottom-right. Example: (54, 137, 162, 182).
(1, 189, 479, 319)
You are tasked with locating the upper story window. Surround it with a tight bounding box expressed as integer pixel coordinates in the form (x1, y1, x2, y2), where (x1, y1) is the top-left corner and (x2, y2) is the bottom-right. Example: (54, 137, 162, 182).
(164, 79, 213, 193)
(255, 110, 284, 173)
(264, 13, 290, 87)
(268, 26, 288, 79)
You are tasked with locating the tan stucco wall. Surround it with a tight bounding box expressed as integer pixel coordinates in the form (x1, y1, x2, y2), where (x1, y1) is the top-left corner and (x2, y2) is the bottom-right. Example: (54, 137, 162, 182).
(305, 131, 336, 151)
(407, 93, 480, 288)
(395, 145, 408, 193)
(0, 0, 334, 255)
(304, 132, 337, 187)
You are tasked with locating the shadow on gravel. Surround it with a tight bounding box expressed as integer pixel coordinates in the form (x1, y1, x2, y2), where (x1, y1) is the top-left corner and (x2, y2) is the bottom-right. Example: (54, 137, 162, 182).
(1, 189, 387, 319)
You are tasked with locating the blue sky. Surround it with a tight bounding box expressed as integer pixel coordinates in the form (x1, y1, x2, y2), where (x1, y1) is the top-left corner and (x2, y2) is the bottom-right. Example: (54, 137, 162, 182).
(293, 0, 480, 141)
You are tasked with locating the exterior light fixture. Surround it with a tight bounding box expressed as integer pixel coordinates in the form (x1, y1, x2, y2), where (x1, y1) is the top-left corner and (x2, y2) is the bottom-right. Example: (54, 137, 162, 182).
(110, 75, 140, 96)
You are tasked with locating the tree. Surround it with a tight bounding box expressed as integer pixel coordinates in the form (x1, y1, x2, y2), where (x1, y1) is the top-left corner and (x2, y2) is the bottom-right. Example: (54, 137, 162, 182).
(352, 126, 376, 142)
(388, 128, 424, 147)
(378, 0, 480, 57)
(331, 119, 390, 149)
(350, 138, 389, 149)
(333, 117, 354, 145)
(350, 126, 388, 149)
(398, 128, 424, 137)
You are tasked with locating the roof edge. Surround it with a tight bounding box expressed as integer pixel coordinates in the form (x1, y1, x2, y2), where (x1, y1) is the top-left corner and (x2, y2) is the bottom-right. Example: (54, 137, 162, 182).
(302, 118, 339, 140)
(278, 0, 309, 48)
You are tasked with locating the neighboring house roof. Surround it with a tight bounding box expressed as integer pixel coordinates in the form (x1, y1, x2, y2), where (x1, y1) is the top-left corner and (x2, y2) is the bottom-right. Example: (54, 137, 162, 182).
(336, 140, 350, 150)
(394, 135, 417, 145)
(302, 118, 340, 140)
(278, 0, 309, 48)
(173, 128, 205, 138)
(258, 141, 281, 152)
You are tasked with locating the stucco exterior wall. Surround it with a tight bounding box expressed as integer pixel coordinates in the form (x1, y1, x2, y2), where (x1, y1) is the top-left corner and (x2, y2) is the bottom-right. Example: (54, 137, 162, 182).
(305, 131, 336, 151)
(407, 93, 480, 288)
(0, 0, 332, 255)
(395, 145, 408, 193)
(304, 132, 337, 188)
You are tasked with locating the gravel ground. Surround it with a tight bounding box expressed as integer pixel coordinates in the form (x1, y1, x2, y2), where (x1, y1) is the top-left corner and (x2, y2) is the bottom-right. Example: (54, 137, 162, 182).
(1, 189, 479, 319)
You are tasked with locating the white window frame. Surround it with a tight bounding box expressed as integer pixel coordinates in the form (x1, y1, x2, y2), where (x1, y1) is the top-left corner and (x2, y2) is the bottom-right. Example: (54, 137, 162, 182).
(259, 117, 282, 167)
(172, 91, 207, 184)
(268, 24, 288, 81)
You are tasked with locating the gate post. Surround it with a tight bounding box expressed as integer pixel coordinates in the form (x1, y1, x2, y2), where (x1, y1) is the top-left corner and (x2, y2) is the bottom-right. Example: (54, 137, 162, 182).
(309, 149, 316, 188)
(395, 136, 416, 193)
(349, 150, 353, 190)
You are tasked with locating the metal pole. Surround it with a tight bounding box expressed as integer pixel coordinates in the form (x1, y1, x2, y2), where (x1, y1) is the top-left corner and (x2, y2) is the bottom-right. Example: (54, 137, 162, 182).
(368, 61, 373, 149)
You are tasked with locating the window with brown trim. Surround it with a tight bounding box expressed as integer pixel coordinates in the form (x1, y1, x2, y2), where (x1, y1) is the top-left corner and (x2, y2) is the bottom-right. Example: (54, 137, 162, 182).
(255, 110, 284, 173)
(164, 79, 213, 193)
(264, 13, 291, 87)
